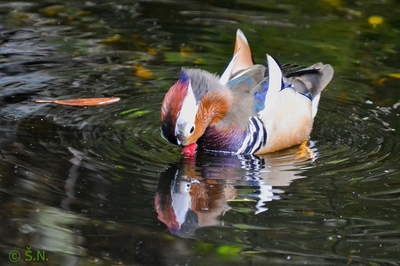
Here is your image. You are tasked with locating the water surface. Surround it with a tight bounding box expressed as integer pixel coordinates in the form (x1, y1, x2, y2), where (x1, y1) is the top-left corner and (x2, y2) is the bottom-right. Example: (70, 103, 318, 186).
(0, 1, 399, 265)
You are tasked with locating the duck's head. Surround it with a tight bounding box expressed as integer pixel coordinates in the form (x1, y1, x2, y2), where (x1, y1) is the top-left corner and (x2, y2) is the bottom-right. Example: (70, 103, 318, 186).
(160, 69, 232, 155)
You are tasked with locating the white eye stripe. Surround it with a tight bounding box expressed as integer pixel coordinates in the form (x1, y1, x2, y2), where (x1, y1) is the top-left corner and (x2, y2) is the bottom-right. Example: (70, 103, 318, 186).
(175, 82, 199, 137)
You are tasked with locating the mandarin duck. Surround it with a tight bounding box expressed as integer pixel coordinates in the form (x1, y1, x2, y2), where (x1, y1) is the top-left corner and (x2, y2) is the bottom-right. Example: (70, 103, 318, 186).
(161, 29, 334, 156)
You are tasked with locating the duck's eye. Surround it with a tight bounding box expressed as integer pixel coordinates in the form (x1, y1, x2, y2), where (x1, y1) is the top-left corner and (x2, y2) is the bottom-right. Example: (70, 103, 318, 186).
(190, 126, 195, 134)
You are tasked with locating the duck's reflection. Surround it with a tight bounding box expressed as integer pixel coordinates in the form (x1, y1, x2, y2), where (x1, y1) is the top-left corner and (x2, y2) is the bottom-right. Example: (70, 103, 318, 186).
(155, 144, 316, 237)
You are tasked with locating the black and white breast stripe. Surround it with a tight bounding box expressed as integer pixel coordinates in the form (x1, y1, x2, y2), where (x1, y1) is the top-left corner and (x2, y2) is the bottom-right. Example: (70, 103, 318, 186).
(236, 116, 267, 154)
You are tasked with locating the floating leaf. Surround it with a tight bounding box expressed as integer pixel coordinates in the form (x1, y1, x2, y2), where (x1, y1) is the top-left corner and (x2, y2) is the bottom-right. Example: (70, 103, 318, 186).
(233, 224, 270, 230)
(35, 97, 120, 106)
(374, 77, 387, 85)
(304, 210, 315, 216)
(77, 11, 91, 16)
(147, 48, 158, 56)
(11, 13, 29, 20)
(193, 58, 204, 65)
(100, 35, 124, 44)
(368, 15, 384, 28)
(43, 5, 64, 17)
(322, 0, 342, 8)
(180, 46, 195, 58)
(127, 110, 151, 118)
(134, 64, 153, 79)
(346, 8, 362, 17)
(195, 242, 214, 253)
(388, 73, 400, 79)
(121, 108, 151, 118)
(217, 245, 242, 257)
(120, 108, 140, 115)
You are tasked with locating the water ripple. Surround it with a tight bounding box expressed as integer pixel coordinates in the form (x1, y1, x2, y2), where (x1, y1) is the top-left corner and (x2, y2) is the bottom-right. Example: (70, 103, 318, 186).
(309, 96, 398, 177)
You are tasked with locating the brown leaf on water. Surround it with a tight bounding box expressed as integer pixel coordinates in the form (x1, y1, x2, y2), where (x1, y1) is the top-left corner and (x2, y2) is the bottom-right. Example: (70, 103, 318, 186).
(133, 64, 153, 79)
(147, 48, 158, 56)
(35, 97, 120, 106)
(100, 35, 124, 44)
(180, 46, 195, 58)
(388, 73, 400, 79)
(43, 5, 65, 17)
(77, 11, 91, 16)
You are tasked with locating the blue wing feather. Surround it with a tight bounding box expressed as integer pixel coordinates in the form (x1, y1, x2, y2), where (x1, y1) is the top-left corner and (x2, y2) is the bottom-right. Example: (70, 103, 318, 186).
(253, 81, 268, 113)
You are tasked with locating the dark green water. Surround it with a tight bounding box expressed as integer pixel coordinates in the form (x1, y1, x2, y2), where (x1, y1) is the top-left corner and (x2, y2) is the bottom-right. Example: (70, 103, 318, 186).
(0, 1, 399, 265)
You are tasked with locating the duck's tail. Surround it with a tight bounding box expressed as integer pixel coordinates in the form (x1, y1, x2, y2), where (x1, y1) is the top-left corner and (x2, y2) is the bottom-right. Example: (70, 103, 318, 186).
(283, 63, 334, 119)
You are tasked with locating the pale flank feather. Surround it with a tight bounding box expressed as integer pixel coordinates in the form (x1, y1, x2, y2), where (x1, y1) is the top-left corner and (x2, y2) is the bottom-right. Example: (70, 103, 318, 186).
(257, 55, 317, 153)
(258, 89, 313, 154)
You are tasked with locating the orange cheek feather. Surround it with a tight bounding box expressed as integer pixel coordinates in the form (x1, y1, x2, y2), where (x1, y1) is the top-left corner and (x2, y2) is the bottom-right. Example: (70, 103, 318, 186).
(184, 90, 232, 149)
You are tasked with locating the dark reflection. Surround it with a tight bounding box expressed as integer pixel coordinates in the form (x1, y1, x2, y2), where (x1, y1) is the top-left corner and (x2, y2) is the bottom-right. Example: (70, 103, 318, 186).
(156, 157, 234, 237)
(156, 146, 315, 237)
